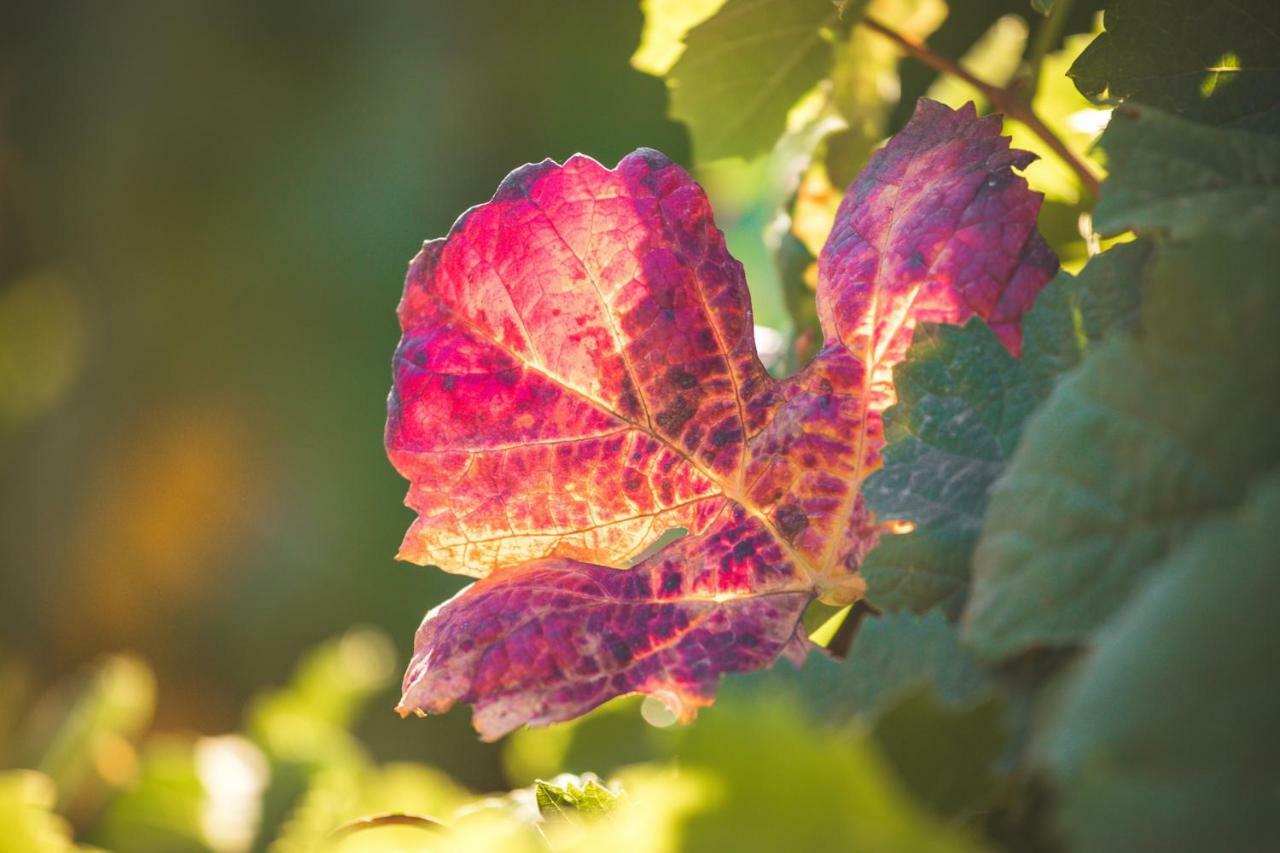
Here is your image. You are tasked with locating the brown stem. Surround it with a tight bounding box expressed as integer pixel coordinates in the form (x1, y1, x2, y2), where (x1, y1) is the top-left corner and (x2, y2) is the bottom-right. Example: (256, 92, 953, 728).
(859, 14, 1101, 199)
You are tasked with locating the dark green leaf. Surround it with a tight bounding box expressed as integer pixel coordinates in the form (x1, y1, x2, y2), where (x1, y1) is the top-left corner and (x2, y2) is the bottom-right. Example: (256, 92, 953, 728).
(1094, 105, 1280, 239)
(726, 610, 992, 721)
(1039, 473, 1280, 853)
(965, 234, 1280, 660)
(872, 688, 1008, 819)
(862, 242, 1147, 616)
(1069, 0, 1280, 132)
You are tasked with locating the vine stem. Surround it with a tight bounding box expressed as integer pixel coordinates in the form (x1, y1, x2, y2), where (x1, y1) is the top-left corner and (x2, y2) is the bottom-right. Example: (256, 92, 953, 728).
(859, 14, 1101, 199)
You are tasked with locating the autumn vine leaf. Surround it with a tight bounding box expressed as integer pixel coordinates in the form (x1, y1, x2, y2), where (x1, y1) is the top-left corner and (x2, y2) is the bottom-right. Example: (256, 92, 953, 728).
(386, 100, 1056, 740)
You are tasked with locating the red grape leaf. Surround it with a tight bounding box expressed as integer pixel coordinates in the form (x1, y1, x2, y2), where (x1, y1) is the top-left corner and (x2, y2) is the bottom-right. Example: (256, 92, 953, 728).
(387, 100, 1056, 739)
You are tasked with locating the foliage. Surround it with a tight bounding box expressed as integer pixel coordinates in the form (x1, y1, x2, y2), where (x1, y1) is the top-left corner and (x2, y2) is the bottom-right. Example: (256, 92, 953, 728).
(3, 0, 1277, 851)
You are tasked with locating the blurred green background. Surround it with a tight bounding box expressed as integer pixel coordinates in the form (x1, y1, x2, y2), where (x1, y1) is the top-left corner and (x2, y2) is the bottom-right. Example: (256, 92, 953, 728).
(0, 0, 698, 792)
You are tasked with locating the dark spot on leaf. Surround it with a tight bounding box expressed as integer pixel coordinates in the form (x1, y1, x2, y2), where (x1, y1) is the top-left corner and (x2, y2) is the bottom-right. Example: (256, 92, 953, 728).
(656, 396, 696, 435)
(608, 638, 633, 665)
(666, 366, 699, 389)
(710, 426, 739, 448)
(442, 375, 456, 392)
(775, 503, 809, 539)
(619, 374, 643, 419)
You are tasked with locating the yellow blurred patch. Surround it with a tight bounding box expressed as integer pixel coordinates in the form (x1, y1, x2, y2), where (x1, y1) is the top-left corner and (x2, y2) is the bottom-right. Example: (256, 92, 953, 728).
(60, 404, 255, 656)
(0, 270, 84, 426)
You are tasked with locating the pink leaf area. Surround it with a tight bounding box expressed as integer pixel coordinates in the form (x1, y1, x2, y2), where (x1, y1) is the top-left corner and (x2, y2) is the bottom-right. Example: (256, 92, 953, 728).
(387, 100, 1056, 739)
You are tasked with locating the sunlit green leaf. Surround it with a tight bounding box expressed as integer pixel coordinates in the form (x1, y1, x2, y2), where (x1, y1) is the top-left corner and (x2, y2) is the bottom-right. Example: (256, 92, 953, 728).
(245, 629, 396, 846)
(534, 775, 623, 819)
(631, 0, 726, 76)
(926, 15, 1028, 111)
(666, 0, 838, 161)
(825, 0, 947, 187)
(1040, 473, 1280, 853)
(272, 762, 471, 853)
(1008, 27, 1109, 209)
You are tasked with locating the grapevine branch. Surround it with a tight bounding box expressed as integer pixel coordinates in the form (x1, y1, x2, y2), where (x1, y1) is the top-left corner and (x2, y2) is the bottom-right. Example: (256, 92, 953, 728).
(859, 14, 1102, 198)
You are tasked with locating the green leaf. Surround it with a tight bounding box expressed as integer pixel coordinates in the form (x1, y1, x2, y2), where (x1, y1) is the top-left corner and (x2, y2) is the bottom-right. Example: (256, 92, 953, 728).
(675, 700, 987, 852)
(1030, 0, 1054, 13)
(725, 611, 993, 721)
(631, 0, 727, 76)
(1069, 0, 1280, 132)
(1094, 105, 1280, 239)
(0, 771, 81, 853)
(862, 321, 1035, 617)
(862, 242, 1147, 616)
(871, 688, 1008, 819)
(1039, 473, 1280, 853)
(534, 775, 623, 819)
(964, 233, 1280, 660)
(666, 0, 838, 161)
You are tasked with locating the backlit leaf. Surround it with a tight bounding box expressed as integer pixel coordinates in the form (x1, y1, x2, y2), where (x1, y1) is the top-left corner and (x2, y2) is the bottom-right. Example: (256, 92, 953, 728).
(388, 100, 1056, 739)
(630, 0, 726, 77)
(534, 775, 622, 819)
(663, 0, 839, 161)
